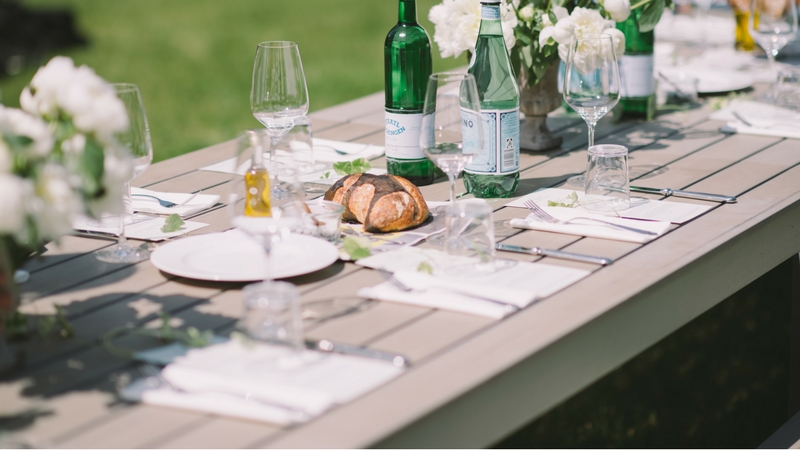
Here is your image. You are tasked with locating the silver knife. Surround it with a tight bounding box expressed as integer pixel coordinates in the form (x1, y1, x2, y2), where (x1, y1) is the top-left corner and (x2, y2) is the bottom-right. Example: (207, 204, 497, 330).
(496, 243, 613, 266)
(306, 339, 409, 367)
(630, 185, 737, 204)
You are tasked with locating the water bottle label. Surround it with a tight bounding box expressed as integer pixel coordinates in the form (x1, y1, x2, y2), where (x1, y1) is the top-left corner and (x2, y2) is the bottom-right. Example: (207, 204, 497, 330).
(465, 107, 519, 175)
(460, 107, 481, 156)
(385, 111, 425, 159)
(481, 4, 500, 20)
(619, 55, 655, 97)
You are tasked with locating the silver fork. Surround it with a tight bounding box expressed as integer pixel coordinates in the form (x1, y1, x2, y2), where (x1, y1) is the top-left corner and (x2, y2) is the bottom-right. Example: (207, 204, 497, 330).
(523, 199, 657, 236)
(132, 191, 201, 209)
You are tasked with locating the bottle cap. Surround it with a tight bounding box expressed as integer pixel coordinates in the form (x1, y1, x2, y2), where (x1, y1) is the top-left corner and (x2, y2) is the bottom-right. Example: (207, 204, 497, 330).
(480, 0, 501, 3)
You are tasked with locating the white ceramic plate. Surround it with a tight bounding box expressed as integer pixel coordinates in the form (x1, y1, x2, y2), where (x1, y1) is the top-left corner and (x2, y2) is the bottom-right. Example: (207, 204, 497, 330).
(660, 68, 754, 94)
(151, 231, 339, 281)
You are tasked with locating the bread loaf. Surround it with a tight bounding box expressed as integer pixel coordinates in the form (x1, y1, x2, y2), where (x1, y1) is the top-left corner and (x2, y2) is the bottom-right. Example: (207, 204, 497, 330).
(324, 174, 429, 232)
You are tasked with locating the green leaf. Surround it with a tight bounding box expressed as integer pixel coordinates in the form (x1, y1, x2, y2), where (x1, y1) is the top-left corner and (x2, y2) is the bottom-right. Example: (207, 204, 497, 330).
(333, 158, 371, 175)
(637, 0, 666, 32)
(80, 138, 105, 196)
(342, 236, 371, 260)
(161, 214, 185, 233)
(548, 11, 557, 24)
(417, 262, 434, 275)
(547, 191, 580, 208)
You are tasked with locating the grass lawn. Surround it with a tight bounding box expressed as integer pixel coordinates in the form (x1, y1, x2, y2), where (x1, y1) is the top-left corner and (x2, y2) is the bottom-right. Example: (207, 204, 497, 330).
(0, 0, 462, 162)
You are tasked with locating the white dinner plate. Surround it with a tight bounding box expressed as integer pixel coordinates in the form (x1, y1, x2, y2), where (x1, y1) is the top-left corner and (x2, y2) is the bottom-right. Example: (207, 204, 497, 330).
(151, 230, 339, 281)
(660, 68, 754, 94)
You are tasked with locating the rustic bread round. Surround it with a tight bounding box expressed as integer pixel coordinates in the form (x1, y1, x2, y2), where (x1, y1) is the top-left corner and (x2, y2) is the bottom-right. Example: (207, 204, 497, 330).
(323, 174, 429, 232)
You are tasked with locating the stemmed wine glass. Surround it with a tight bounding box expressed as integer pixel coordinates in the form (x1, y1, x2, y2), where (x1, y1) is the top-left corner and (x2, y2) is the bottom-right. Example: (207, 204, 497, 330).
(95, 84, 153, 263)
(563, 34, 621, 187)
(251, 41, 309, 196)
(749, 0, 798, 101)
(420, 73, 483, 205)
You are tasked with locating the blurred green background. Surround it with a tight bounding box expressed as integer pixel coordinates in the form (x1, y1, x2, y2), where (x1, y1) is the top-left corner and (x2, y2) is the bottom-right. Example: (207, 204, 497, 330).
(0, 0, 462, 162)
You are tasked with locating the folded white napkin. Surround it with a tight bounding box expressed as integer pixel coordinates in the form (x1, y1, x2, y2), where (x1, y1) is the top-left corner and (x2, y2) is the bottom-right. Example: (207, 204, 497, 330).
(507, 189, 711, 225)
(356, 248, 591, 318)
(711, 100, 800, 140)
(120, 340, 404, 426)
(131, 187, 219, 218)
(72, 214, 208, 241)
(199, 139, 386, 176)
(510, 210, 669, 244)
(359, 282, 516, 319)
(311, 138, 384, 163)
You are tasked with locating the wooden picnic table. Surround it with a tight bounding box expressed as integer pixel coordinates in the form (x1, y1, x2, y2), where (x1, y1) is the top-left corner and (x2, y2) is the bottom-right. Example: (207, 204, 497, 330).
(2, 87, 800, 448)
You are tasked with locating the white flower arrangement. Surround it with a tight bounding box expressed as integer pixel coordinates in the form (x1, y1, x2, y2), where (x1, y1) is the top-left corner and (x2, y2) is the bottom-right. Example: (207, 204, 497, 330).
(428, 0, 672, 88)
(539, 6, 627, 72)
(1, 56, 132, 259)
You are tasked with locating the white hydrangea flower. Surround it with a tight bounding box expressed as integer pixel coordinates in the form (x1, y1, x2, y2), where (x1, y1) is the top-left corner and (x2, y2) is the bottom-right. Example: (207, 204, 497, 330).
(86, 148, 132, 218)
(0, 105, 53, 158)
(604, 0, 631, 22)
(550, 7, 625, 71)
(30, 164, 82, 240)
(0, 174, 29, 236)
(429, 0, 518, 59)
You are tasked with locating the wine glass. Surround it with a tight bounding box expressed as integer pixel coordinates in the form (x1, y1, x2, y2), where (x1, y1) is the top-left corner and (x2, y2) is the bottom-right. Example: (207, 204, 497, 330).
(228, 130, 305, 286)
(749, 0, 798, 101)
(563, 34, 621, 187)
(251, 41, 309, 196)
(420, 73, 483, 205)
(95, 83, 153, 263)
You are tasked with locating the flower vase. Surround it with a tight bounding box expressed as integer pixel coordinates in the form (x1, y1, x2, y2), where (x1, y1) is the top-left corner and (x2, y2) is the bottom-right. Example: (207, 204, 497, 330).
(519, 61, 563, 151)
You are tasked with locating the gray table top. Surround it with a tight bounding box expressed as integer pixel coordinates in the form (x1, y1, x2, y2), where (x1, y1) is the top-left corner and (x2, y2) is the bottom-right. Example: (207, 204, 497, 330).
(2, 86, 800, 448)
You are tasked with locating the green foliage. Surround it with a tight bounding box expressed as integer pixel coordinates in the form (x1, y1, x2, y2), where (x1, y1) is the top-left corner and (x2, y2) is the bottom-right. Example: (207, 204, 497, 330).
(161, 214, 185, 233)
(333, 158, 371, 175)
(636, 0, 667, 32)
(0, 0, 462, 163)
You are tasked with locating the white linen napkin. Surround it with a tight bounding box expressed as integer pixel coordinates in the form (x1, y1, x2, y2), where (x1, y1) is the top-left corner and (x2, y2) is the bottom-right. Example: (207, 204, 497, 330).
(509, 210, 669, 244)
(711, 100, 800, 140)
(507, 189, 711, 225)
(199, 138, 385, 176)
(356, 248, 591, 318)
(120, 340, 404, 426)
(72, 214, 208, 241)
(311, 138, 384, 163)
(131, 187, 220, 218)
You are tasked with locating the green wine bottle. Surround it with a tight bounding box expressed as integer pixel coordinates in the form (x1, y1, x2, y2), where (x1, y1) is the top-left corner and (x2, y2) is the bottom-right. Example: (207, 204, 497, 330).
(464, 0, 520, 198)
(384, 0, 434, 186)
(617, 11, 656, 120)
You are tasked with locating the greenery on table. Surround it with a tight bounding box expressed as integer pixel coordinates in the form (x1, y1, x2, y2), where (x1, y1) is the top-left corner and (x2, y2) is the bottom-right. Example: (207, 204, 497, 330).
(0, 0, 463, 163)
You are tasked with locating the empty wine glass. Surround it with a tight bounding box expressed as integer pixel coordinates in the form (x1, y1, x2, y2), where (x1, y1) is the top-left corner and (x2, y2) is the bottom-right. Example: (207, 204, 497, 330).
(563, 34, 621, 187)
(227, 130, 305, 286)
(749, 0, 798, 101)
(251, 41, 309, 197)
(95, 84, 153, 263)
(420, 73, 483, 204)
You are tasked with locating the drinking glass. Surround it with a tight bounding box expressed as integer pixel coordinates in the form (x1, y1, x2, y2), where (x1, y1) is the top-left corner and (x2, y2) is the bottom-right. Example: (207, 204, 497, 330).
(420, 72, 483, 205)
(584, 144, 631, 212)
(749, 0, 798, 100)
(227, 130, 304, 286)
(563, 34, 621, 187)
(251, 41, 309, 167)
(95, 84, 153, 264)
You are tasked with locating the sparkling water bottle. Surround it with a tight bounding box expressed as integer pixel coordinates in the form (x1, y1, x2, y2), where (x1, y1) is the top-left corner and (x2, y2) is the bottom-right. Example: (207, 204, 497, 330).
(464, 0, 520, 198)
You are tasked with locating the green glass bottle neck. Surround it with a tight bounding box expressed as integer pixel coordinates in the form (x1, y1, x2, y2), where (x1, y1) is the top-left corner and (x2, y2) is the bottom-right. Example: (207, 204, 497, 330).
(478, 4, 503, 36)
(398, 0, 418, 24)
(617, 10, 654, 53)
